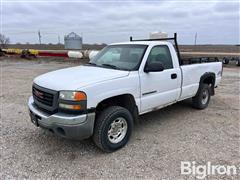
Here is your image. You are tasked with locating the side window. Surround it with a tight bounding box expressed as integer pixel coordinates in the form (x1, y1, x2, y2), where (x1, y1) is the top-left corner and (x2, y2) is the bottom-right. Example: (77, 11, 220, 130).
(147, 46, 173, 69)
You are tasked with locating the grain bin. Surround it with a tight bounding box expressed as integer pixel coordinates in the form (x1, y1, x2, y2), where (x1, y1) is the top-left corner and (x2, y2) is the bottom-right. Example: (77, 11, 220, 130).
(64, 32, 82, 49)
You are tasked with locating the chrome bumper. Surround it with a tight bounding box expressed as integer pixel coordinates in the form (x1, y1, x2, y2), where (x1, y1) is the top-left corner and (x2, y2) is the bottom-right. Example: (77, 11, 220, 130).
(28, 96, 95, 140)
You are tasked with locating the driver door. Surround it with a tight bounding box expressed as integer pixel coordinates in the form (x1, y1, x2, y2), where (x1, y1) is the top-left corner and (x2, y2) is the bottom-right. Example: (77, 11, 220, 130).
(140, 45, 181, 113)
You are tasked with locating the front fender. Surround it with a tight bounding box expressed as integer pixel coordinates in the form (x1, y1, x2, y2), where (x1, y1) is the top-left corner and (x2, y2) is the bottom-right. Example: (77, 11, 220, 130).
(81, 73, 141, 110)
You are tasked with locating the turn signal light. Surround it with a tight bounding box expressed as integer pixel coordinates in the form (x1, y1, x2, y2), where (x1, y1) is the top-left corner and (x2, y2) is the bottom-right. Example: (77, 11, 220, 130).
(59, 103, 81, 110)
(74, 92, 87, 101)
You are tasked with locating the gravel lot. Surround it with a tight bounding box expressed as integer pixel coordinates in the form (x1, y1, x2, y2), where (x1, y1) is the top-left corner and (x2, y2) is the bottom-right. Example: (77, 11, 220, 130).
(0, 58, 239, 179)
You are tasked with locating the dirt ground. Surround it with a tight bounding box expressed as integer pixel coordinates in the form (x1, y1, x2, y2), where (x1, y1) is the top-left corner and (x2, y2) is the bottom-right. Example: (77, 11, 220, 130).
(0, 58, 239, 179)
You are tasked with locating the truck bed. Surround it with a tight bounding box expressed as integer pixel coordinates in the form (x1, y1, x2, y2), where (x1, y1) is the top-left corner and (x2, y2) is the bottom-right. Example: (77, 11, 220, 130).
(179, 61, 222, 100)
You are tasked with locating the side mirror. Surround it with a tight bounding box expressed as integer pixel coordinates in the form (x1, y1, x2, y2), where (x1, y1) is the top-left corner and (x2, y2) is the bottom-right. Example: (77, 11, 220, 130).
(144, 62, 164, 73)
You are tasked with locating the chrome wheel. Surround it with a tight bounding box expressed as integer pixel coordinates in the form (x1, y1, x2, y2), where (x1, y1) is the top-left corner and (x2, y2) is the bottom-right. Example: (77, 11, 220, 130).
(201, 89, 209, 105)
(107, 117, 128, 144)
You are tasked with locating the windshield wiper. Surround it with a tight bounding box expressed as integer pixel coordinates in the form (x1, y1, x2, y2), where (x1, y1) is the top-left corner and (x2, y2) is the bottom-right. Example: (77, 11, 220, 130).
(86, 62, 97, 66)
(86, 62, 125, 70)
(101, 63, 118, 69)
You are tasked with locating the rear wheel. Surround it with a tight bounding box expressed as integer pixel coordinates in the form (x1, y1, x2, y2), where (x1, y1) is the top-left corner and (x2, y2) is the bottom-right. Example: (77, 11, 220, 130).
(192, 84, 211, 109)
(222, 58, 229, 64)
(236, 59, 240, 66)
(93, 106, 133, 152)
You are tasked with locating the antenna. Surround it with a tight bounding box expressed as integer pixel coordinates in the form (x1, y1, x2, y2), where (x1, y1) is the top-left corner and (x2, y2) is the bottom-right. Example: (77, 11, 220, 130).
(38, 30, 42, 44)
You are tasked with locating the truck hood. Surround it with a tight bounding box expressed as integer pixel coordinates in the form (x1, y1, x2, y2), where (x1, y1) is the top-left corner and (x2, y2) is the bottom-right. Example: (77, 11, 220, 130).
(34, 65, 130, 91)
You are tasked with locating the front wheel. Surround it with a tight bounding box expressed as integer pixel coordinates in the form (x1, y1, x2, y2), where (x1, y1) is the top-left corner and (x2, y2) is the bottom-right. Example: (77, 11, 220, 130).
(93, 106, 133, 152)
(192, 84, 211, 109)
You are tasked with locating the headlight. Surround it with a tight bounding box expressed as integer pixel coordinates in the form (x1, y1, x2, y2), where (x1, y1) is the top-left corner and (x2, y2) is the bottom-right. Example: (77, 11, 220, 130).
(59, 91, 86, 101)
(59, 91, 87, 112)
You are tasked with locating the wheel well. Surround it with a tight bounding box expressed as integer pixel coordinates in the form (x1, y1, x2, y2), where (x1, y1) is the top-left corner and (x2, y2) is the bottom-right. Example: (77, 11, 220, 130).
(95, 94, 138, 122)
(200, 73, 215, 95)
(203, 76, 214, 85)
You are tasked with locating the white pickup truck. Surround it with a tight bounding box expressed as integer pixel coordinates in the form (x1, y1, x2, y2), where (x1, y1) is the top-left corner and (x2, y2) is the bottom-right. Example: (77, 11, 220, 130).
(28, 34, 222, 152)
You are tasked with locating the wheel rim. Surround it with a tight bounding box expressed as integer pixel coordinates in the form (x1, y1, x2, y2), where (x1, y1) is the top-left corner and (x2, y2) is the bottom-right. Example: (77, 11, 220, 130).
(201, 89, 209, 105)
(107, 117, 128, 144)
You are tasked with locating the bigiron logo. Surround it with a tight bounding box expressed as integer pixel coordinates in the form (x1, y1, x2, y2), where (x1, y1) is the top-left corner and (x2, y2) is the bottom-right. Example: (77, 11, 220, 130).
(181, 161, 240, 179)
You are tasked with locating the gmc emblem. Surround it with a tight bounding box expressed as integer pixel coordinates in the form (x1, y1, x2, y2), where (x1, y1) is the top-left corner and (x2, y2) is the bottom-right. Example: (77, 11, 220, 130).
(34, 89, 44, 99)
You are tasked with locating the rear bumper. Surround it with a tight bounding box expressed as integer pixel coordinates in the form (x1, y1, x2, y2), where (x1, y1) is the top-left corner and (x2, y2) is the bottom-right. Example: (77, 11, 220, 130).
(28, 96, 95, 140)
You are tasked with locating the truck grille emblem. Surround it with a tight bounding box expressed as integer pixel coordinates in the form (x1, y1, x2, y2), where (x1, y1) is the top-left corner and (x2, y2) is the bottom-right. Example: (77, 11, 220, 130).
(34, 89, 44, 99)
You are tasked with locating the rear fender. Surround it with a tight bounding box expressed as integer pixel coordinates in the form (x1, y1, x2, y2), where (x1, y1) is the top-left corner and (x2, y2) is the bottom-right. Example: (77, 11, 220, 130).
(199, 72, 216, 95)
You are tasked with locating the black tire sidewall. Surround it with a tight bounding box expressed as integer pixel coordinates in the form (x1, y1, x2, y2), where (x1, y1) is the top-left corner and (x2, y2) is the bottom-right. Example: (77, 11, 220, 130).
(223, 58, 229, 64)
(97, 107, 133, 152)
(236, 60, 240, 66)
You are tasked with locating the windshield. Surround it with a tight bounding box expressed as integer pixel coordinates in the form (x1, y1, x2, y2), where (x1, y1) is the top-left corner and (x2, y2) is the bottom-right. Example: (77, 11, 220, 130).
(89, 44, 148, 71)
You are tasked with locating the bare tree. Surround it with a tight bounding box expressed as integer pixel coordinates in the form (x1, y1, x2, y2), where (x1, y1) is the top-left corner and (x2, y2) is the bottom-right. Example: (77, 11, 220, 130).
(0, 33, 10, 48)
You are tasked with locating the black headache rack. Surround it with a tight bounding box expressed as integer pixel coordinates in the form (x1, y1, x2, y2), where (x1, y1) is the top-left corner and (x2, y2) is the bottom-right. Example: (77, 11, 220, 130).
(130, 33, 183, 65)
(129, 33, 220, 66)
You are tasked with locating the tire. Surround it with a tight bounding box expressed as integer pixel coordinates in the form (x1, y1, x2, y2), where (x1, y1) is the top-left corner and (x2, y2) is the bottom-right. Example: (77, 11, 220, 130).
(222, 58, 229, 64)
(192, 84, 211, 109)
(93, 106, 133, 152)
(236, 59, 240, 66)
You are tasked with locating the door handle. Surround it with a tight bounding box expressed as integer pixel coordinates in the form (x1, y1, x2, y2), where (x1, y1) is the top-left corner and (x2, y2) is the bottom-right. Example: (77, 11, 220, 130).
(171, 73, 177, 79)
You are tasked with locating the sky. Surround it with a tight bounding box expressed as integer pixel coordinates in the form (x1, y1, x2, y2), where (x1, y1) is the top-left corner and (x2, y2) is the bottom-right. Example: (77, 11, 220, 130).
(1, 0, 239, 45)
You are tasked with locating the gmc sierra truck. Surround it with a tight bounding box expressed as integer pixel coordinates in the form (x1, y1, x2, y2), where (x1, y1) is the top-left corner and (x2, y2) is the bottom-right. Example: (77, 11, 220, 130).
(28, 34, 222, 152)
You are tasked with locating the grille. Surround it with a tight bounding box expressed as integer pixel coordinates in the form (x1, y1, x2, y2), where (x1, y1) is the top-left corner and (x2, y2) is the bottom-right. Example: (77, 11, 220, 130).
(32, 84, 58, 113)
(33, 86, 54, 106)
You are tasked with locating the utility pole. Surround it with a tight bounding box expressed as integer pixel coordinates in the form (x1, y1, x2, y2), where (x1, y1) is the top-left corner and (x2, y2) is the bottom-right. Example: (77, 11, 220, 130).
(58, 35, 60, 44)
(194, 32, 197, 45)
(38, 30, 42, 44)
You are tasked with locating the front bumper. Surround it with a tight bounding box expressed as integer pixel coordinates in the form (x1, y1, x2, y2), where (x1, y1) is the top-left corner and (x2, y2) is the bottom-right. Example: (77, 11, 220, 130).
(28, 96, 95, 140)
